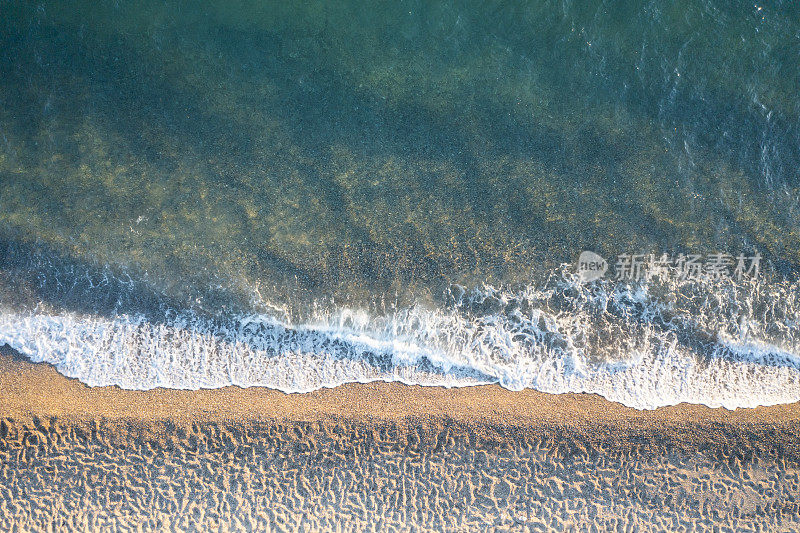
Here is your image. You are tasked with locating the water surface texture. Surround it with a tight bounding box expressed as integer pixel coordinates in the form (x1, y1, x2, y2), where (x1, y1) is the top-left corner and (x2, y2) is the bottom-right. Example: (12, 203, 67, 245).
(1, 0, 799, 408)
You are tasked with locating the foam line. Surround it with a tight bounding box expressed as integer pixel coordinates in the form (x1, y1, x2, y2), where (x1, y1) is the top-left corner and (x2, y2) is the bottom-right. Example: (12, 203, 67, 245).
(1, 270, 798, 410)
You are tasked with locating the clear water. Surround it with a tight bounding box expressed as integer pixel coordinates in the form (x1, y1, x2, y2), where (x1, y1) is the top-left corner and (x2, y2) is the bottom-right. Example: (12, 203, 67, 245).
(1, 0, 798, 408)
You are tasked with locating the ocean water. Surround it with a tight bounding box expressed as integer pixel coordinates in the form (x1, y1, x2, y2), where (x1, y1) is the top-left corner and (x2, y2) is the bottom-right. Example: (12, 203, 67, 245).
(0, 0, 798, 409)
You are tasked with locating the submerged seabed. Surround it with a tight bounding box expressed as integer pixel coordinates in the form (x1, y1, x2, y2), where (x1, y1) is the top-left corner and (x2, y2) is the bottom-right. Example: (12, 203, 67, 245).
(1, 1, 799, 409)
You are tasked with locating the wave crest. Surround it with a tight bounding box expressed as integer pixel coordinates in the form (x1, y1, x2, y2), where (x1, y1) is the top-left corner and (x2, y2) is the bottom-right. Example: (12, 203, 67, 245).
(1, 267, 798, 410)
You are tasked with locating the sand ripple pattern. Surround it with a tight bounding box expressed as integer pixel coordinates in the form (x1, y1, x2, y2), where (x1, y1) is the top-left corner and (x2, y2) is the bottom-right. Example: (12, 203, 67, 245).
(1, 417, 799, 532)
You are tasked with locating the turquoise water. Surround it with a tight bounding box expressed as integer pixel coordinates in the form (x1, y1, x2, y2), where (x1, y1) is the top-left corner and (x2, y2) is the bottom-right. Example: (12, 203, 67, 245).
(1, 1, 798, 408)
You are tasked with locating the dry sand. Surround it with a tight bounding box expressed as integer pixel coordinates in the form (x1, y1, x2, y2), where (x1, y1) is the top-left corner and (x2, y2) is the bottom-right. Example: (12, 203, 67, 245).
(1, 346, 799, 531)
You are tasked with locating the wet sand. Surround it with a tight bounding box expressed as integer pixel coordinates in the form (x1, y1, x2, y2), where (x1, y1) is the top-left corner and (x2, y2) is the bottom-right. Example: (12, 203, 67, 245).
(1, 348, 799, 531)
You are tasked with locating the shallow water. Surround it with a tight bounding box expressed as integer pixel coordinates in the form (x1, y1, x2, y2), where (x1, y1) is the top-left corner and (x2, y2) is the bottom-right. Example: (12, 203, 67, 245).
(1, 0, 798, 408)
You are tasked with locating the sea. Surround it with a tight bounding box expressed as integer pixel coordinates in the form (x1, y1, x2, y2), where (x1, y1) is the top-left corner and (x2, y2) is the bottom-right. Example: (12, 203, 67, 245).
(1, 0, 798, 409)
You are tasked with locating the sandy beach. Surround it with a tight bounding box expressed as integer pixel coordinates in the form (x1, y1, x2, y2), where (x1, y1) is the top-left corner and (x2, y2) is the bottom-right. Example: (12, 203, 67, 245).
(2, 346, 799, 531)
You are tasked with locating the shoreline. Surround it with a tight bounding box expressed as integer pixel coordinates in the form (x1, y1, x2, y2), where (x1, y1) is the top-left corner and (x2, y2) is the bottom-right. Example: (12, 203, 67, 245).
(3, 347, 800, 452)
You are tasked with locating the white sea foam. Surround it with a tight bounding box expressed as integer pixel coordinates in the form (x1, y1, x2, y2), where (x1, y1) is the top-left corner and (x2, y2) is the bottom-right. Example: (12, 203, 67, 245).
(0, 270, 798, 410)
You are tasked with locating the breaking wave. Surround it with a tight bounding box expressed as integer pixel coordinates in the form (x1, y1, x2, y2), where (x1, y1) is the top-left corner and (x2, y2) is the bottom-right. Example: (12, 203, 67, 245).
(1, 264, 798, 410)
